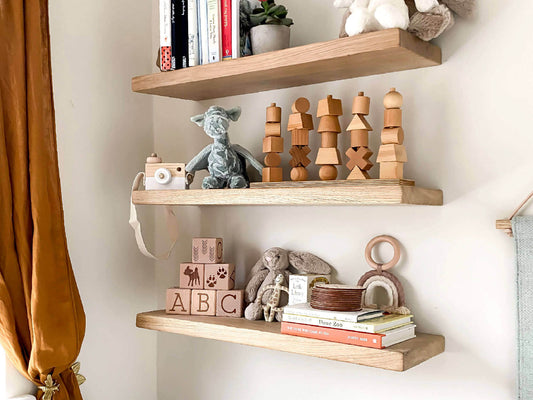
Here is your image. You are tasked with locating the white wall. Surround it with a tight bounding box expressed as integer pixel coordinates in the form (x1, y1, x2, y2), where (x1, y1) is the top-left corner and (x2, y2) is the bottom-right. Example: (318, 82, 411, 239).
(153, 0, 532, 399)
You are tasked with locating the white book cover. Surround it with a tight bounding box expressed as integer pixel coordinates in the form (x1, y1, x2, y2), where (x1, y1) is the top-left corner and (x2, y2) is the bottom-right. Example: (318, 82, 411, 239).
(207, 0, 221, 63)
(283, 303, 383, 323)
(231, 0, 239, 58)
(188, 0, 199, 66)
(381, 324, 416, 347)
(199, 0, 209, 64)
(159, 0, 172, 71)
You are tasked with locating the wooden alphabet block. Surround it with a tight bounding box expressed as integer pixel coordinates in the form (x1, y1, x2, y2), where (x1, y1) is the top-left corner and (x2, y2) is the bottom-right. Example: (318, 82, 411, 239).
(380, 161, 404, 179)
(347, 114, 372, 131)
(315, 147, 341, 165)
(216, 290, 244, 318)
(317, 95, 343, 117)
(265, 123, 281, 137)
(204, 263, 235, 290)
(289, 146, 311, 167)
(288, 113, 314, 131)
(291, 130, 309, 146)
(352, 92, 370, 115)
(317, 115, 341, 133)
(262, 167, 283, 182)
(381, 127, 404, 144)
(179, 263, 205, 289)
(166, 288, 191, 315)
(346, 147, 373, 171)
(384, 109, 402, 128)
(266, 103, 282, 122)
(350, 129, 369, 147)
(264, 153, 281, 167)
(191, 290, 216, 316)
(376, 144, 407, 163)
(192, 238, 223, 263)
(263, 136, 284, 153)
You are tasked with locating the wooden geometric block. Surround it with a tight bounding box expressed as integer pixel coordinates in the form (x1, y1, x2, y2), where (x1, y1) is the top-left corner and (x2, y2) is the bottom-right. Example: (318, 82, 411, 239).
(384, 108, 402, 128)
(317, 115, 341, 133)
(263, 136, 284, 153)
(316, 147, 341, 165)
(350, 129, 369, 147)
(288, 113, 314, 130)
(204, 264, 235, 290)
(381, 127, 404, 144)
(289, 146, 311, 168)
(291, 97, 310, 113)
(262, 167, 283, 182)
(320, 131, 338, 148)
(376, 144, 407, 162)
(166, 288, 191, 315)
(192, 238, 223, 264)
(352, 92, 370, 115)
(347, 114, 372, 131)
(290, 166, 308, 181)
(264, 153, 281, 167)
(191, 289, 216, 316)
(265, 122, 281, 137)
(319, 165, 338, 180)
(216, 290, 244, 318)
(291, 129, 309, 146)
(379, 161, 404, 179)
(347, 167, 371, 180)
(179, 263, 205, 289)
(317, 95, 343, 117)
(346, 147, 373, 170)
(266, 103, 282, 123)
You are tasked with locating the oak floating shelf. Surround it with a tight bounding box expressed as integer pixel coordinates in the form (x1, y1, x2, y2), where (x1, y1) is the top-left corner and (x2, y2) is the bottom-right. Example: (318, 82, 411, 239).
(132, 180, 443, 206)
(132, 29, 441, 101)
(136, 311, 444, 371)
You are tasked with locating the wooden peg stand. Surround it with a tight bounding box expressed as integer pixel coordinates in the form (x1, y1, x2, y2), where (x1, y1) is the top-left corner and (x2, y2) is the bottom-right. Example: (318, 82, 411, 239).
(262, 103, 283, 182)
(315, 95, 342, 181)
(346, 91, 373, 180)
(288, 97, 313, 181)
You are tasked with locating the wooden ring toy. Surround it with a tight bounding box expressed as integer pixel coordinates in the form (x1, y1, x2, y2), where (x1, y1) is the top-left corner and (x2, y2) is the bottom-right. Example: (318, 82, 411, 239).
(365, 235, 401, 271)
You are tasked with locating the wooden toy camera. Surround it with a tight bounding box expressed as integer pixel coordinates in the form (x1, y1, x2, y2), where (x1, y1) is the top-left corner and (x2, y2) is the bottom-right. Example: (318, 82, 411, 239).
(144, 153, 187, 190)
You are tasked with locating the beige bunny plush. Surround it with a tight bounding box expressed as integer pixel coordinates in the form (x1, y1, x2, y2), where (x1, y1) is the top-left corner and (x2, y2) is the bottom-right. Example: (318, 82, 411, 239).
(244, 247, 332, 321)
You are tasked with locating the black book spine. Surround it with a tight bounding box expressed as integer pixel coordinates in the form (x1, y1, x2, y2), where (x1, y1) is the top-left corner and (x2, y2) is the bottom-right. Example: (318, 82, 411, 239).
(179, 0, 189, 68)
(170, 0, 180, 69)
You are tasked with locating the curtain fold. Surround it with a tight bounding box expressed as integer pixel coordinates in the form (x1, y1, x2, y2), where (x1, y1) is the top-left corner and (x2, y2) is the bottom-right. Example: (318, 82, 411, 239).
(0, 0, 86, 399)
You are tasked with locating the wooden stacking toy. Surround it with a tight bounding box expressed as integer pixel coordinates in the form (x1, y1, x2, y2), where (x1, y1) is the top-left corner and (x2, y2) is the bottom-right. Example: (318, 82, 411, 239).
(166, 237, 244, 318)
(345, 92, 373, 180)
(288, 97, 313, 181)
(315, 95, 343, 180)
(377, 88, 407, 179)
(262, 103, 283, 182)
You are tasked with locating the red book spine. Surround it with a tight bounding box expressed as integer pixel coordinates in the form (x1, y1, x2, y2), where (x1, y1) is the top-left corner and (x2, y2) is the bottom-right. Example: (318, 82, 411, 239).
(281, 322, 384, 349)
(221, 0, 232, 59)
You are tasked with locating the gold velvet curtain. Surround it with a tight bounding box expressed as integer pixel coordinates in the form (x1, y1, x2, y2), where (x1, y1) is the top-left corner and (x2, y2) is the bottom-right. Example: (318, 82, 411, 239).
(0, 0, 86, 399)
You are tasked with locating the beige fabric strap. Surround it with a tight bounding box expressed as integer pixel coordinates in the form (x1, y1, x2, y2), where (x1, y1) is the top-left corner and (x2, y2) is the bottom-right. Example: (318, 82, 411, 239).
(129, 172, 179, 260)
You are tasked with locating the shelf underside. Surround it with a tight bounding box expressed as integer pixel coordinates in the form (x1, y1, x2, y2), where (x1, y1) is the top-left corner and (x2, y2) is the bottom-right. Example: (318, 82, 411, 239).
(137, 311, 444, 371)
(132, 29, 441, 100)
(132, 180, 443, 206)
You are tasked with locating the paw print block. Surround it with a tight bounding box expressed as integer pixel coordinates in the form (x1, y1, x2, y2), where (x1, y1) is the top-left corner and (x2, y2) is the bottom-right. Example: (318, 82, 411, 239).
(204, 264, 235, 290)
(192, 238, 223, 264)
(216, 290, 244, 318)
(191, 289, 216, 316)
(166, 288, 191, 315)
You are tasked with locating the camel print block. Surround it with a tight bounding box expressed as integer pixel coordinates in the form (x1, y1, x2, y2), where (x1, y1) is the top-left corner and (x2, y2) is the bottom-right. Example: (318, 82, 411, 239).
(191, 290, 216, 316)
(166, 288, 191, 315)
(216, 290, 244, 318)
(179, 263, 205, 289)
(204, 264, 235, 290)
(192, 238, 223, 264)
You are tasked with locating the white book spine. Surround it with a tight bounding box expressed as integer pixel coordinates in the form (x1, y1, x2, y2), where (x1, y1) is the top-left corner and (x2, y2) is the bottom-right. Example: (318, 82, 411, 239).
(188, 0, 199, 66)
(199, 0, 209, 64)
(231, 0, 239, 59)
(282, 314, 375, 333)
(283, 305, 375, 324)
(159, 0, 172, 71)
(207, 0, 221, 63)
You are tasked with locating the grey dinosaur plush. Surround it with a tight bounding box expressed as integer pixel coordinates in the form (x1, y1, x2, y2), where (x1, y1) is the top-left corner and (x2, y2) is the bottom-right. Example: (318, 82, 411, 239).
(244, 248, 332, 321)
(186, 106, 263, 189)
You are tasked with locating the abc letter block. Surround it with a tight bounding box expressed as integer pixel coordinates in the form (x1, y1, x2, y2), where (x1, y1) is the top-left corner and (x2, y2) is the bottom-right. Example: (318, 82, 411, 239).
(179, 263, 204, 289)
(216, 290, 244, 318)
(166, 288, 191, 315)
(204, 264, 235, 290)
(191, 290, 216, 316)
(192, 238, 223, 264)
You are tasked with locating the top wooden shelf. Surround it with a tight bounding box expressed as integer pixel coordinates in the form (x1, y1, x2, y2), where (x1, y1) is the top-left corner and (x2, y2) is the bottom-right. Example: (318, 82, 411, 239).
(132, 29, 441, 101)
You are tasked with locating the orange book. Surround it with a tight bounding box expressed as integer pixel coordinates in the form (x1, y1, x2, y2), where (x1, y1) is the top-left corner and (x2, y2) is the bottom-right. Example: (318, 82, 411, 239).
(281, 321, 415, 349)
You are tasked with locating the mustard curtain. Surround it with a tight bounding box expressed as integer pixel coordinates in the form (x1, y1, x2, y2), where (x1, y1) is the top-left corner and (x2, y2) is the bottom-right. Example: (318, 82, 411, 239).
(0, 0, 86, 399)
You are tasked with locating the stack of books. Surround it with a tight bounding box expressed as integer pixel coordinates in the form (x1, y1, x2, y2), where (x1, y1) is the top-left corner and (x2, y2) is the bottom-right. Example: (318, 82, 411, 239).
(281, 303, 416, 349)
(159, 0, 240, 71)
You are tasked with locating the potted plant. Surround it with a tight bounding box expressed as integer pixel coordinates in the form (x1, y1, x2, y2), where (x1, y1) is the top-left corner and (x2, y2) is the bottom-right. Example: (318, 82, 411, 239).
(249, 0, 294, 55)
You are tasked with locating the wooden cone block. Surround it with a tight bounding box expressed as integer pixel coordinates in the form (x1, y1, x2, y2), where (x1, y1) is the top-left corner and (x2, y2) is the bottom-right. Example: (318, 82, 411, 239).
(321, 131, 338, 148)
(316, 147, 341, 165)
(266, 103, 282, 123)
(263, 136, 284, 153)
(264, 152, 281, 167)
(317, 95, 342, 117)
(347, 114, 372, 131)
(376, 144, 407, 163)
(351, 129, 369, 147)
(352, 92, 370, 115)
(347, 167, 371, 180)
(265, 123, 281, 137)
(291, 129, 309, 146)
(262, 167, 283, 182)
(381, 127, 404, 144)
(317, 115, 341, 133)
(380, 161, 404, 179)
(384, 109, 402, 128)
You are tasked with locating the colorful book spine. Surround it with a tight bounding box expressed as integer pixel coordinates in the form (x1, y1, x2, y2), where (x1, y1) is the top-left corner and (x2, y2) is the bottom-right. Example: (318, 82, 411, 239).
(188, 0, 199, 66)
(221, 0, 232, 60)
(199, 0, 209, 64)
(159, 0, 172, 71)
(282, 313, 412, 333)
(178, 0, 189, 68)
(231, 0, 239, 58)
(207, 0, 221, 63)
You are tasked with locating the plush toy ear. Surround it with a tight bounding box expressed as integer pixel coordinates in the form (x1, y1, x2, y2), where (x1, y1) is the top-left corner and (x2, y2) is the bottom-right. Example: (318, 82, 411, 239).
(333, 0, 353, 8)
(191, 113, 206, 127)
(226, 107, 242, 122)
(288, 251, 332, 275)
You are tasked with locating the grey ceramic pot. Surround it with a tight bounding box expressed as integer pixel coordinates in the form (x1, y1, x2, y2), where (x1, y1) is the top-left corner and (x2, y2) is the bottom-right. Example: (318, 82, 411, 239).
(250, 25, 290, 55)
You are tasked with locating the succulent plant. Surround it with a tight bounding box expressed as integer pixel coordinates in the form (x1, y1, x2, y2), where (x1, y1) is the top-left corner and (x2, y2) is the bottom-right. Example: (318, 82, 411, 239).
(250, 0, 293, 27)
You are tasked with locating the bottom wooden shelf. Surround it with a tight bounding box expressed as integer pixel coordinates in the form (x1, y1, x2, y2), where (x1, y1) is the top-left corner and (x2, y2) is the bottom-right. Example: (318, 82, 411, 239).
(136, 310, 444, 371)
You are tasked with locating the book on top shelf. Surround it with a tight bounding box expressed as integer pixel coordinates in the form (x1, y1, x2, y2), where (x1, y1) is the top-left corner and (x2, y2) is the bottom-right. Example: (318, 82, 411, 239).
(207, 0, 222, 63)
(231, 0, 239, 58)
(221, 0, 232, 60)
(188, 0, 199, 66)
(283, 303, 384, 323)
(159, 0, 172, 71)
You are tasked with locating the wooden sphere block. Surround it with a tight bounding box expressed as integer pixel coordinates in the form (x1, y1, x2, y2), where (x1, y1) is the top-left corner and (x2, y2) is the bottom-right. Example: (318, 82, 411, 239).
(265, 123, 281, 137)
(384, 108, 402, 128)
(380, 161, 404, 179)
(319, 165, 338, 180)
(166, 288, 191, 315)
(290, 166, 308, 181)
(191, 289, 216, 316)
(377, 144, 407, 162)
(317, 95, 343, 117)
(262, 166, 283, 182)
(317, 115, 341, 133)
(381, 127, 404, 144)
(291, 129, 309, 146)
(316, 147, 341, 165)
(351, 129, 369, 147)
(347, 167, 371, 180)
(180, 263, 205, 289)
(192, 238, 223, 263)
(266, 103, 282, 122)
(352, 92, 370, 115)
(204, 264, 235, 290)
(383, 88, 403, 109)
(264, 152, 281, 167)
(263, 136, 284, 153)
(216, 290, 244, 318)
(291, 97, 310, 113)
(288, 113, 314, 130)
(321, 131, 338, 148)
(347, 114, 372, 131)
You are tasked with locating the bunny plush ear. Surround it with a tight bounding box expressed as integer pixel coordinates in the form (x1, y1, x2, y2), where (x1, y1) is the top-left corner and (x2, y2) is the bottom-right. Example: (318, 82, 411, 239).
(191, 113, 206, 127)
(225, 106, 242, 122)
(288, 251, 332, 274)
(334, 0, 353, 8)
